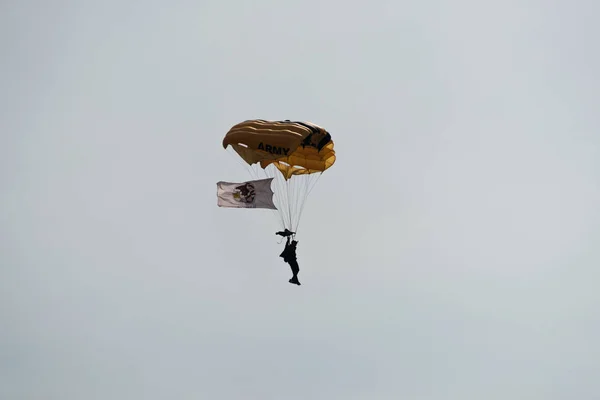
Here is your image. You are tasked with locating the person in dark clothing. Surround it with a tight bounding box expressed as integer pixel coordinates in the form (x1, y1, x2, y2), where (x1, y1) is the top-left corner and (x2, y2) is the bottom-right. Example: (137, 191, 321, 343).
(279, 236, 300, 285)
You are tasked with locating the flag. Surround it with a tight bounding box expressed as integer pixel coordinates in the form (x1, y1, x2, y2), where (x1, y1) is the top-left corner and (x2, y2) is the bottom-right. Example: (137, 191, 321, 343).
(216, 178, 277, 210)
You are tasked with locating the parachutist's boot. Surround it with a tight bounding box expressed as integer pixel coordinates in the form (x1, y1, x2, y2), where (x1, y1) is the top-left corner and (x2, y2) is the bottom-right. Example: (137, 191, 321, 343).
(289, 276, 300, 285)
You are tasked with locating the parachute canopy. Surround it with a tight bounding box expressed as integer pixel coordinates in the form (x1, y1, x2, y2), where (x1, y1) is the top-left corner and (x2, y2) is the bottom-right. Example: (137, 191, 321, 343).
(222, 119, 336, 180)
(222, 119, 336, 233)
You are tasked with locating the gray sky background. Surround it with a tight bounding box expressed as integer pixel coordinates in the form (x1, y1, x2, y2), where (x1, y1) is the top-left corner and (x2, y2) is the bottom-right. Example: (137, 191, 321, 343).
(2, 0, 599, 399)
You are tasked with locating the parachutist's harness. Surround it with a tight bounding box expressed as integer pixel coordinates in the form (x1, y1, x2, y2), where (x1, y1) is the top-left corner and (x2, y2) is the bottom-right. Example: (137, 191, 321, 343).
(276, 232, 295, 244)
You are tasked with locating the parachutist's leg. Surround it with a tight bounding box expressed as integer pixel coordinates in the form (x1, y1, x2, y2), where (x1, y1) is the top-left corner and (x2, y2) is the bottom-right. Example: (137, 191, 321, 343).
(288, 260, 300, 285)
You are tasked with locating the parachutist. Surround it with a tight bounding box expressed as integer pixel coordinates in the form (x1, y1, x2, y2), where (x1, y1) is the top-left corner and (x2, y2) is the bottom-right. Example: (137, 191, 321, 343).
(220, 119, 336, 286)
(280, 236, 300, 285)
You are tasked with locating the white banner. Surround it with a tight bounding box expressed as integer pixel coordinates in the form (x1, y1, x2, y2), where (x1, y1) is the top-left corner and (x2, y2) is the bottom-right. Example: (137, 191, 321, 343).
(216, 178, 277, 210)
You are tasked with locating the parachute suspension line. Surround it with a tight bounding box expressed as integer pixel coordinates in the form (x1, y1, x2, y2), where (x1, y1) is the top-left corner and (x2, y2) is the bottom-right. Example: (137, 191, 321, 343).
(295, 175, 307, 231)
(294, 174, 306, 231)
(287, 175, 293, 231)
(292, 174, 308, 232)
(225, 148, 326, 234)
(287, 173, 296, 230)
(261, 164, 286, 230)
(294, 172, 323, 234)
(272, 166, 288, 230)
(256, 163, 288, 231)
(299, 174, 312, 229)
(288, 175, 296, 231)
(294, 174, 314, 232)
(225, 147, 255, 179)
(226, 148, 285, 227)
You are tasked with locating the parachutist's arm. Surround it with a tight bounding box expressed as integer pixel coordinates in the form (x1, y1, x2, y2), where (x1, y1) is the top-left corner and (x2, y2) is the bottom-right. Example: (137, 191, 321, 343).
(276, 229, 295, 237)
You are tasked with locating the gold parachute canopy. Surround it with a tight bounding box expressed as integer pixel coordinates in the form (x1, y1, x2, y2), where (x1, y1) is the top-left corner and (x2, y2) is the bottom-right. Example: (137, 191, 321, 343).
(222, 119, 336, 179)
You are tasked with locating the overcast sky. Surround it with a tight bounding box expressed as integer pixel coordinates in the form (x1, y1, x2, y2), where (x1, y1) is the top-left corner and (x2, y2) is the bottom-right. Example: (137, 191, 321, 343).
(2, 0, 599, 399)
